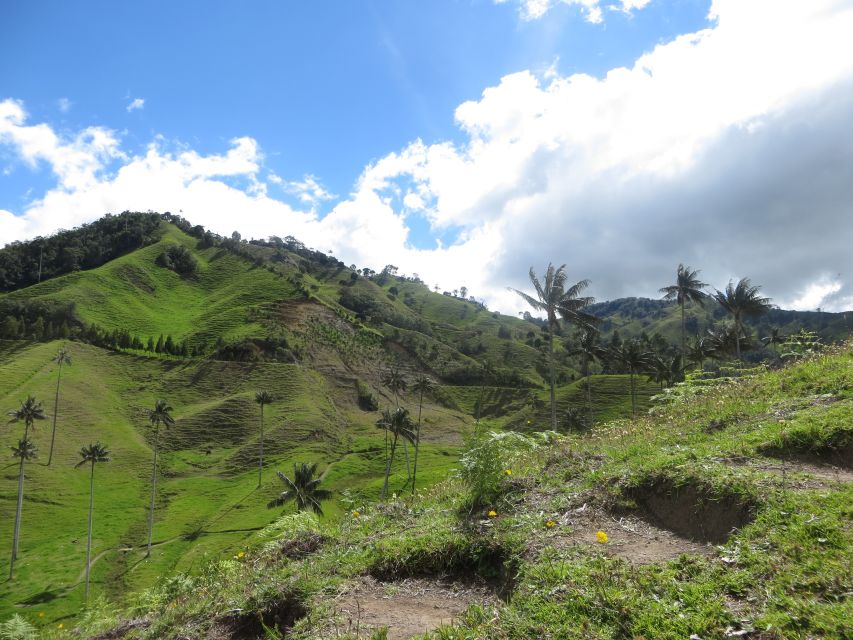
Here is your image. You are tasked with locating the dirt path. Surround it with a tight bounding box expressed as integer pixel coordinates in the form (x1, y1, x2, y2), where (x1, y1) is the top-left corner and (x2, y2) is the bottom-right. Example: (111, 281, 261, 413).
(724, 456, 853, 489)
(531, 503, 714, 564)
(329, 576, 497, 639)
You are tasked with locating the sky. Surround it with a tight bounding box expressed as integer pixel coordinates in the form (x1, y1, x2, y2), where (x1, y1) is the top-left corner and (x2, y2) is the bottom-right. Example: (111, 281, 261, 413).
(2, 0, 853, 314)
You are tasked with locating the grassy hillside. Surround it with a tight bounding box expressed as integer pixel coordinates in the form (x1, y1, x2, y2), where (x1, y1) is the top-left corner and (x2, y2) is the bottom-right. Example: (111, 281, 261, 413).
(0, 340, 466, 622)
(41, 342, 852, 640)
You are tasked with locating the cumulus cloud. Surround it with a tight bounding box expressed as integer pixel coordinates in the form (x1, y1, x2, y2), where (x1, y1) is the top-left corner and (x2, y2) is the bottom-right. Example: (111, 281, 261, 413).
(2, 0, 853, 314)
(277, 174, 336, 208)
(126, 97, 145, 112)
(495, 0, 650, 23)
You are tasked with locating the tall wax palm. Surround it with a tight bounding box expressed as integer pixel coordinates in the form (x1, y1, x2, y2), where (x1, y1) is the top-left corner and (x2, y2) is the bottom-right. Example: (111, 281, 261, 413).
(267, 462, 332, 516)
(75, 442, 110, 601)
(47, 347, 72, 466)
(647, 353, 682, 389)
(255, 391, 274, 487)
(713, 278, 773, 360)
(659, 264, 708, 360)
(566, 328, 603, 426)
(146, 399, 175, 558)
(7, 396, 46, 567)
(410, 375, 435, 494)
(8, 438, 37, 579)
(511, 264, 596, 430)
(380, 368, 411, 478)
(376, 407, 416, 499)
(612, 341, 652, 418)
(762, 327, 786, 353)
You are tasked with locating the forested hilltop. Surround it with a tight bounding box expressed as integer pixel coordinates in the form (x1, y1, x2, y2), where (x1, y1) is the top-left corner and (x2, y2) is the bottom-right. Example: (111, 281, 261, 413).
(1, 212, 850, 637)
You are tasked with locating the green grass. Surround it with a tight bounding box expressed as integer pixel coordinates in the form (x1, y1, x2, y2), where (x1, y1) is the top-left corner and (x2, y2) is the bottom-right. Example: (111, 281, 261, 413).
(0, 340, 465, 624)
(55, 343, 852, 640)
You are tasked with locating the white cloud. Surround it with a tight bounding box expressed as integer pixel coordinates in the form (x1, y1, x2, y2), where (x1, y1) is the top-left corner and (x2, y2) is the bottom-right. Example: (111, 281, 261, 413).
(280, 174, 336, 208)
(57, 98, 72, 113)
(126, 97, 145, 112)
(2, 0, 853, 315)
(496, 0, 650, 23)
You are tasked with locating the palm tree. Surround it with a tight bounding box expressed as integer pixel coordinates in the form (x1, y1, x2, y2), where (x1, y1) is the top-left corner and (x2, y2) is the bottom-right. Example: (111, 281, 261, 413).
(409, 375, 435, 494)
(376, 407, 416, 499)
(685, 334, 715, 371)
(146, 399, 175, 558)
(647, 353, 682, 389)
(659, 264, 708, 360)
(267, 462, 332, 516)
(75, 442, 110, 601)
(47, 347, 72, 466)
(612, 340, 652, 418)
(8, 438, 37, 579)
(254, 391, 274, 487)
(713, 278, 773, 360)
(510, 264, 596, 430)
(380, 367, 411, 478)
(566, 328, 603, 426)
(7, 396, 46, 568)
(762, 327, 786, 353)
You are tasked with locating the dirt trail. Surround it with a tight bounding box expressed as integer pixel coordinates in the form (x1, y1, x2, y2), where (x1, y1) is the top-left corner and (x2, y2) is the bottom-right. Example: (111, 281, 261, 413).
(533, 503, 714, 564)
(330, 576, 496, 640)
(725, 456, 853, 489)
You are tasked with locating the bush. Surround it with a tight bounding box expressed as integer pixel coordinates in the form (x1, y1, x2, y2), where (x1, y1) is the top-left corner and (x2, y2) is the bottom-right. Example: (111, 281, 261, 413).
(459, 431, 540, 507)
(356, 380, 379, 411)
(155, 244, 198, 276)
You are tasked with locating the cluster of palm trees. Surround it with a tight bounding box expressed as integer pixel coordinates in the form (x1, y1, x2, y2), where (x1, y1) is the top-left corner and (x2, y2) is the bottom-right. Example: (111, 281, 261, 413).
(514, 263, 774, 427)
(374, 368, 435, 498)
(5, 347, 113, 602)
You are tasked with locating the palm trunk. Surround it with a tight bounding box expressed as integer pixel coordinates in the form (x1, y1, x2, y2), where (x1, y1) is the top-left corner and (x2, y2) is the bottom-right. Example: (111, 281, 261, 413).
(258, 406, 264, 488)
(735, 317, 742, 360)
(584, 355, 594, 427)
(9, 455, 25, 578)
(85, 461, 95, 601)
(146, 427, 159, 558)
(382, 433, 399, 499)
(10, 422, 30, 572)
(630, 371, 637, 418)
(411, 391, 424, 495)
(48, 361, 63, 466)
(403, 439, 411, 481)
(548, 327, 556, 431)
(680, 302, 686, 361)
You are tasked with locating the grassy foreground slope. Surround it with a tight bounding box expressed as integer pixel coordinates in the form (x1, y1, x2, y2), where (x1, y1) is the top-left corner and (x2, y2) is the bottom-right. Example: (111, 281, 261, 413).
(58, 344, 853, 640)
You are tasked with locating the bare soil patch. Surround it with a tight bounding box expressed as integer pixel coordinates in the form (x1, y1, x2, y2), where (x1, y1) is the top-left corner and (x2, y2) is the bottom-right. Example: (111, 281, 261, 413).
(761, 442, 853, 471)
(209, 594, 307, 639)
(536, 503, 714, 564)
(725, 456, 853, 489)
(628, 480, 755, 544)
(329, 576, 497, 640)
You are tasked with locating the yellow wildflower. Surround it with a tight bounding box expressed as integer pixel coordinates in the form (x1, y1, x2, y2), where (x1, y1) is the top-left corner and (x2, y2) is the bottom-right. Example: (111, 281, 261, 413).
(545, 520, 555, 528)
(237, 551, 245, 558)
(504, 469, 512, 476)
(596, 530, 608, 544)
(487, 510, 497, 518)
(38, 612, 45, 618)
(352, 510, 360, 518)
(57, 623, 64, 629)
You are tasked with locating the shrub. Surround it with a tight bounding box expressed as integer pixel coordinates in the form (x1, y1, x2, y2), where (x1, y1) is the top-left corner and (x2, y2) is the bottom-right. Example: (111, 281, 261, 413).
(459, 431, 539, 507)
(155, 244, 198, 276)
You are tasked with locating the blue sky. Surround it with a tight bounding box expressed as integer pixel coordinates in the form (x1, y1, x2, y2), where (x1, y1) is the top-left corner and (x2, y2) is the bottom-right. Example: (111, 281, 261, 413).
(2, 1, 853, 312)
